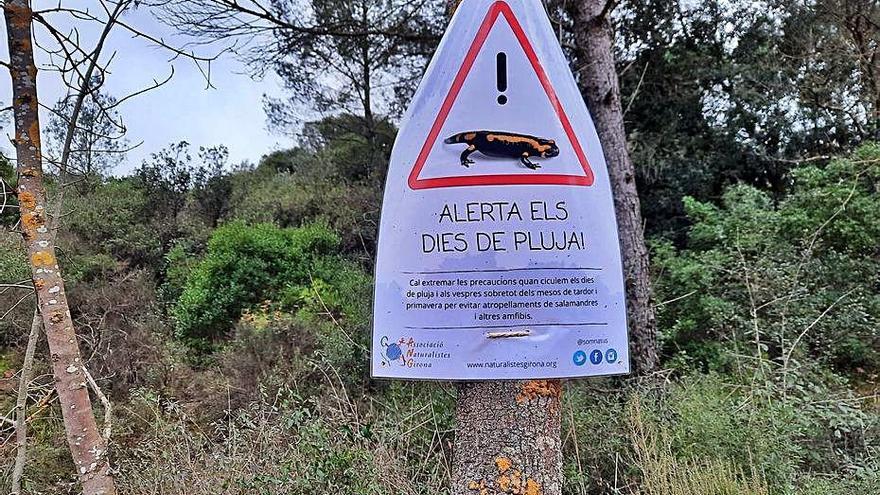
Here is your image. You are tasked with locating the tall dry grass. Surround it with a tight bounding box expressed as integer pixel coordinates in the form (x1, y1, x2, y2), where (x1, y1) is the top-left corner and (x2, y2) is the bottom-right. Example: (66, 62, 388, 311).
(628, 397, 769, 495)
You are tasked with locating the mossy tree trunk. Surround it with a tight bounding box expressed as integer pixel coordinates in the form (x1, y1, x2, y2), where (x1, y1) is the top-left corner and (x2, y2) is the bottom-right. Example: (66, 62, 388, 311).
(569, 0, 659, 375)
(3, 1, 117, 493)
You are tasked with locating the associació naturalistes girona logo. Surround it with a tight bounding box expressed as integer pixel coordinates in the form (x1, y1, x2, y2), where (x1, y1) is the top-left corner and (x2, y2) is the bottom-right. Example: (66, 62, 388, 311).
(380, 335, 415, 368)
(380, 335, 452, 369)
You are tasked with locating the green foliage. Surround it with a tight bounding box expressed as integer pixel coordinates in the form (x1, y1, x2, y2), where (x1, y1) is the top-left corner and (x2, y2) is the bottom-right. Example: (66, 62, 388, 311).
(798, 472, 880, 495)
(609, 0, 880, 235)
(292, 260, 373, 382)
(259, 114, 396, 182)
(173, 221, 361, 344)
(64, 253, 118, 283)
(64, 178, 164, 267)
(653, 144, 880, 372)
(0, 204, 30, 346)
(632, 145, 880, 493)
(0, 233, 28, 282)
(159, 241, 201, 306)
(563, 371, 879, 495)
(131, 142, 232, 248)
(0, 154, 17, 228)
(666, 376, 801, 486)
(629, 389, 771, 495)
(228, 169, 380, 256)
(227, 114, 388, 256)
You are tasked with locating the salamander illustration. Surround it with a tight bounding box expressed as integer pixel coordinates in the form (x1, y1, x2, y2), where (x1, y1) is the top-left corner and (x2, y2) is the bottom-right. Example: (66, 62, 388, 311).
(444, 130, 560, 170)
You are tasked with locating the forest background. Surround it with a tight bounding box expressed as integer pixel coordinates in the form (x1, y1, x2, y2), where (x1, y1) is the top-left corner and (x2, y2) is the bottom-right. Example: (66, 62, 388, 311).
(0, 0, 878, 493)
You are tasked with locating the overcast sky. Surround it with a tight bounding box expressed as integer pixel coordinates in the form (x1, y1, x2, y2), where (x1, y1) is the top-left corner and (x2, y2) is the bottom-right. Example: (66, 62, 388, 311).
(0, 3, 295, 174)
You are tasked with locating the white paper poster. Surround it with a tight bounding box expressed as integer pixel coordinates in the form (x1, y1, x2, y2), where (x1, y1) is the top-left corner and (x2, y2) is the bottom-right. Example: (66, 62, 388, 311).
(372, 0, 630, 379)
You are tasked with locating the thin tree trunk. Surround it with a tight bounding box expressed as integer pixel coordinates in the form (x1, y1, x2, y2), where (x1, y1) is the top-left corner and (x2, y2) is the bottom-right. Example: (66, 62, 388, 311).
(447, 0, 464, 17)
(11, 309, 41, 495)
(360, 1, 378, 171)
(452, 381, 563, 495)
(4, 2, 117, 493)
(9, 8, 120, 488)
(569, 0, 659, 374)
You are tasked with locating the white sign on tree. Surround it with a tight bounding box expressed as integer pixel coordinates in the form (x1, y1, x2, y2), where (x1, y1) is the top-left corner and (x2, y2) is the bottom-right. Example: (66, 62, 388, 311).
(372, 0, 629, 380)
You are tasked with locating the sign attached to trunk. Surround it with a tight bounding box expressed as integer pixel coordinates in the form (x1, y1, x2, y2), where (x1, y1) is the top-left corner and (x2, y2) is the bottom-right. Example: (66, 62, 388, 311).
(372, 0, 629, 380)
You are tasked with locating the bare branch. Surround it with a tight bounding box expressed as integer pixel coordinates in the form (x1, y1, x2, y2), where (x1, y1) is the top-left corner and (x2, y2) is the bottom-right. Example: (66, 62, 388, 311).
(83, 367, 113, 443)
(11, 309, 41, 495)
(50, 1, 128, 227)
(0, 292, 34, 322)
(1, 176, 14, 216)
(104, 68, 175, 110)
(783, 288, 858, 370)
(41, 4, 225, 87)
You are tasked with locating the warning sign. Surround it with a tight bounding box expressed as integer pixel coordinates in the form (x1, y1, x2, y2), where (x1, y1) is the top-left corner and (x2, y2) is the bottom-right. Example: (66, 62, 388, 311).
(372, 0, 630, 380)
(408, 0, 594, 189)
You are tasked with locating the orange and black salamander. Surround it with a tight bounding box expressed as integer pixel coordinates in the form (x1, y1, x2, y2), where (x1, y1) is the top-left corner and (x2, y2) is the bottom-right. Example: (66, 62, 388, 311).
(444, 130, 560, 170)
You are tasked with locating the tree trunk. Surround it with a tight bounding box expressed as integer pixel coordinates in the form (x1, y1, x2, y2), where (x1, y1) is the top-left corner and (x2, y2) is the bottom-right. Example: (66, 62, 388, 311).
(452, 381, 563, 495)
(447, 0, 464, 16)
(569, 0, 659, 375)
(4, 2, 117, 493)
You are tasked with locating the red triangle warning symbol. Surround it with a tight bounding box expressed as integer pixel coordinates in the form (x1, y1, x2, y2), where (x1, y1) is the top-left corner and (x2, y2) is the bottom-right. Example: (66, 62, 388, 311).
(408, 1, 595, 190)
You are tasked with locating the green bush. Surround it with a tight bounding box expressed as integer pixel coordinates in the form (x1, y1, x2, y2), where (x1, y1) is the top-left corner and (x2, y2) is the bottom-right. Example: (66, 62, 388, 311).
(653, 144, 880, 372)
(0, 233, 28, 282)
(227, 169, 381, 256)
(224, 114, 390, 257)
(64, 178, 164, 267)
(159, 240, 202, 307)
(173, 221, 364, 345)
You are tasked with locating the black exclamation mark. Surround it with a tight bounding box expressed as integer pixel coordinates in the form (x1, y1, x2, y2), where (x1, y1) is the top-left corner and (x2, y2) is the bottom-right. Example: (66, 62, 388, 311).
(496, 52, 508, 105)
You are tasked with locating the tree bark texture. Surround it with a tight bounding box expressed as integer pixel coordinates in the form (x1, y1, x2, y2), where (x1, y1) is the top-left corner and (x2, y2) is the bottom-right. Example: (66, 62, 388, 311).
(4, 2, 117, 493)
(452, 381, 563, 495)
(569, 0, 659, 375)
(447, 0, 464, 16)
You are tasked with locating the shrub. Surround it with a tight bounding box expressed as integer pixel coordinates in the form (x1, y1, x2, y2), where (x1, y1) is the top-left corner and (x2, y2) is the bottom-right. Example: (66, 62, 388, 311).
(562, 371, 879, 494)
(0, 232, 31, 346)
(173, 221, 364, 345)
(227, 170, 381, 257)
(629, 395, 770, 495)
(653, 144, 880, 373)
(63, 178, 164, 267)
(159, 240, 202, 307)
(0, 232, 28, 282)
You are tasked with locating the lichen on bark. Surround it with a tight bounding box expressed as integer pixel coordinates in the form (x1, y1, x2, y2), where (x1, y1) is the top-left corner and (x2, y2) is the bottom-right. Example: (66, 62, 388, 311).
(4, 1, 117, 493)
(452, 381, 562, 495)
